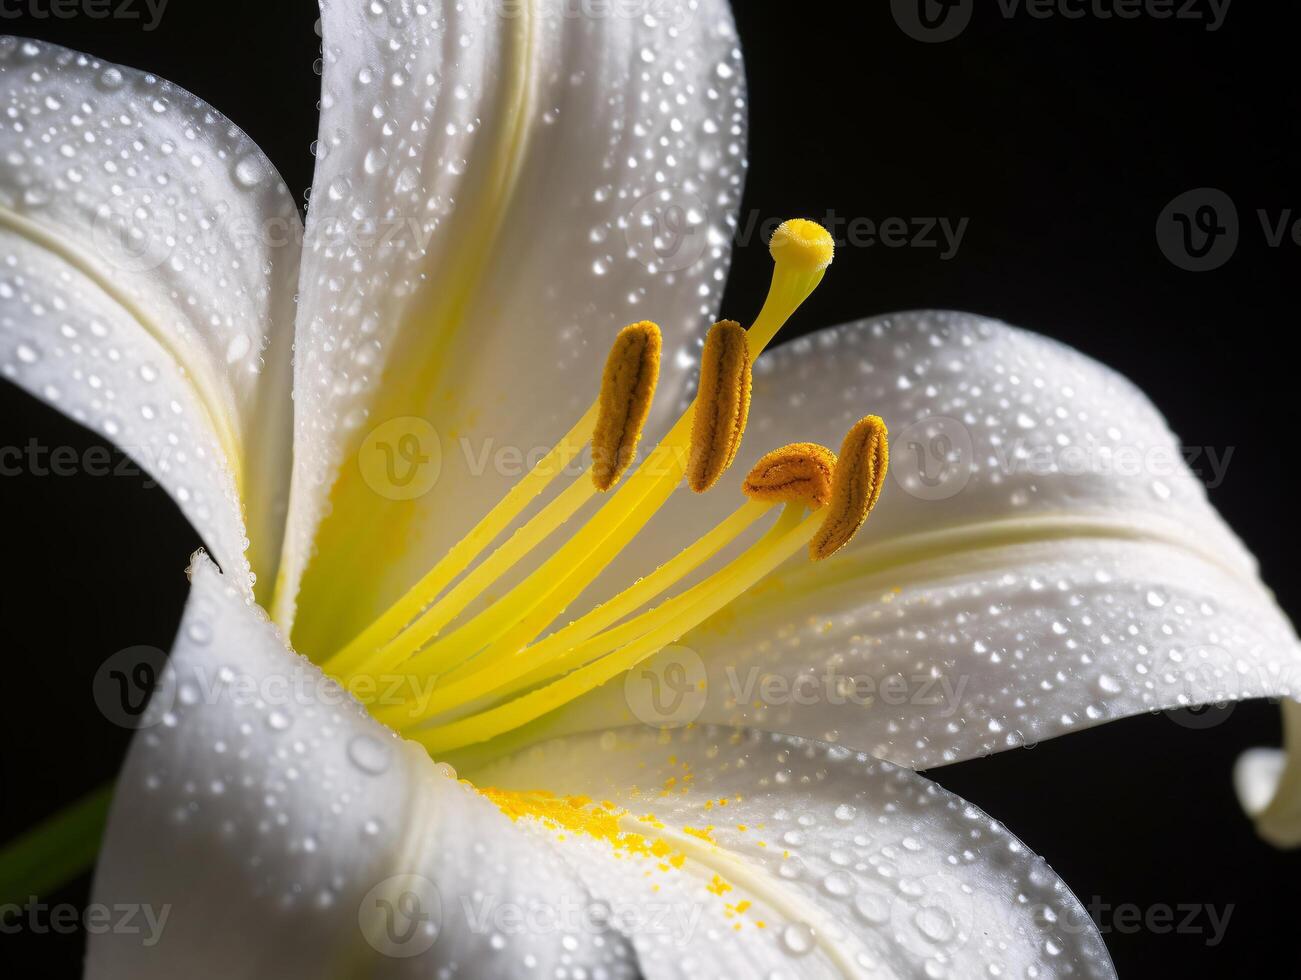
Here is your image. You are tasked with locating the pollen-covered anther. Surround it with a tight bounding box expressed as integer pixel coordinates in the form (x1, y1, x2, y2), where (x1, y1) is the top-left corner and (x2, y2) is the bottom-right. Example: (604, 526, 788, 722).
(768, 218, 835, 273)
(810, 415, 889, 561)
(591, 321, 662, 492)
(688, 320, 753, 493)
(742, 443, 837, 509)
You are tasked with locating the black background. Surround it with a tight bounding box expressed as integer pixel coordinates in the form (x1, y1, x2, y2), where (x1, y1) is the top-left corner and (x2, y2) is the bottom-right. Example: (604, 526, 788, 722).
(1, 1, 1298, 975)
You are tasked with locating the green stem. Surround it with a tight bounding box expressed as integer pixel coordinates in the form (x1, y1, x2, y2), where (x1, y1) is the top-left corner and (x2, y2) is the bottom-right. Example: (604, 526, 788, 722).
(0, 782, 114, 908)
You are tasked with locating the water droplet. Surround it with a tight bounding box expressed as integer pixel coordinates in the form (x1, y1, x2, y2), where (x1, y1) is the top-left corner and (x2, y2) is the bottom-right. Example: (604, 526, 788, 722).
(915, 905, 957, 943)
(225, 333, 252, 363)
(233, 154, 266, 188)
(781, 922, 815, 956)
(347, 734, 392, 775)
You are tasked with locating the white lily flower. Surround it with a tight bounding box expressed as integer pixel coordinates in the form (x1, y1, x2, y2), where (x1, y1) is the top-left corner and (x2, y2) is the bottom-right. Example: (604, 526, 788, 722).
(0, 0, 1297, 976)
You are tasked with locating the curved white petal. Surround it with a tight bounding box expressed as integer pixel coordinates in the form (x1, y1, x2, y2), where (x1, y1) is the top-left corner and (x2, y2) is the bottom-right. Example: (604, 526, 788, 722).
(90, 554, 634, 978)
(1236, 699, 1301, 847)
(500, 312, 1301, 772)
(0, 38, 301, 597)
(473, 725, 1116, 978)
(282, 0, 747, 644)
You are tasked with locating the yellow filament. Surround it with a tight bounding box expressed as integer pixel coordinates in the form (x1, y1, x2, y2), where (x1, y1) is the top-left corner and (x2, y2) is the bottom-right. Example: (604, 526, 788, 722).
(810, 415, 889, 561)
(591, 321, 662, 491)
(741, 443, 837, 509)
(370, 499, 773, 727)
(396, 237, 836, 676)
(322, 406, 595, 676)
(333, 219, 834, 711)
(406, 505, 817, 752)
(688, 321, 752, 493)
(345, 474, 598, 682)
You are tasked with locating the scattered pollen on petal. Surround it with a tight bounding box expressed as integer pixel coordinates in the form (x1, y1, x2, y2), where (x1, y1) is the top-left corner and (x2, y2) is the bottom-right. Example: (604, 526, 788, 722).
(768, 218, 835, 273)
(688, 320, 752, 493)
(810, 415, 889, 561)
(742, 443, 837, 509)
(592, 321, 662, 492)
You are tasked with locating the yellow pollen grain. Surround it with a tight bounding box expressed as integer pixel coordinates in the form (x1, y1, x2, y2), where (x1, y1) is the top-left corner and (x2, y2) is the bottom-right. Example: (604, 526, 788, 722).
(592, 321, 662, 492)
(688, 320, 752, 493)
(742, 442, 837, 509)
(810, 415, 889, 561)
(479, 787, 689, 867)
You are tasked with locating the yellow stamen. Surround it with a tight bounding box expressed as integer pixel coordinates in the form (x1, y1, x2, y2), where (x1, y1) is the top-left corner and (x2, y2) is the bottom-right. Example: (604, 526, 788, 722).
(741, 443, 837, 509)
(591, 321, 662, 492)
(385, 227, 835, 681)
(330, 218, 838, 748)
(370, 499, 774, 726)
(810, 415, 889, 561)
(323, 405, 595, 676)
(407, 505, 818, 753)
(688, 321, 752, 493)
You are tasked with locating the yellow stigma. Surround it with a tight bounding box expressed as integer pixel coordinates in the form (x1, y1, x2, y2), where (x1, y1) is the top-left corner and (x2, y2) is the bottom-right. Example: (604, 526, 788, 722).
(768, 219, 835, 274)
(810, 416, 889, 561)
(591, 321, 662, 492)
(688, 320, 752, 493)
(742, 443, 837, 509)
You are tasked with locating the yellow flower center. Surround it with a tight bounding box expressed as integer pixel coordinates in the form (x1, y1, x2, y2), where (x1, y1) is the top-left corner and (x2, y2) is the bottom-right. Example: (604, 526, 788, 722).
(316, 220, 885, 757)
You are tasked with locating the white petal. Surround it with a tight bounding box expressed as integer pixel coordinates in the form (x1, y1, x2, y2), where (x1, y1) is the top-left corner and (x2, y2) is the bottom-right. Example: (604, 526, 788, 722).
(1235, 698, 1301, 847)
(509, 312, 1301, 770)
(473, 725, 1116, 979)
(90, 554, 634, 978)
(0, 39, 301, 596)
(281, 0, 747, 642)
